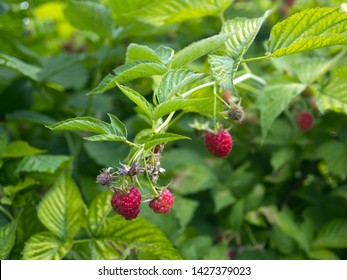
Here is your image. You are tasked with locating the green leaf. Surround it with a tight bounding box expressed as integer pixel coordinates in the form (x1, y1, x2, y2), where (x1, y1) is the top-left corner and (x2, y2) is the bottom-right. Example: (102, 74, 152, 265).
(0, 141, 45, 158)
(316, 141, 347, 180)
(173, 196, 199, 229)
(108, 113, 127, 138)
(38, 173, 85, 239)
(313, 220, 347, 249)
(223, 11, 270, 59)
(100, 215, 182, 260)
(144, 133, 190, 150)
(136, 0, 232, 26)
(113, 60, 168, 84)
(211, 184, 236, 213)
(64, 1, 113, 38)
(126, 43, 162, 63)
(267, 7, 347, 57)
(155, 45, 174, 65)
(153, 98, 205, 120)
(293, 50, 346, 84)
(308, 249, 339, 260)
(0, 220, 17, 259)
(257, 83, 306, 141)
(275, 210, 310, 253)
(22, 232, 72, 260)
(117, 84, 154, 119)
(46, 117, 112, 134)
(88, 73, 116, 95)
(83, 134, 126, 142)
(87, 191, 113, 236)
(214, 11, 270, 90)
(0, 53, 41, 80)
(3, 177, 37, 199)
(15, 155, 72, 174)
(156, 69, 204, 103)
(208, 54, 236, 91)
(171, 32, 236, 69)
(316, 66, 347, 114)
(229, 199, 245, 230)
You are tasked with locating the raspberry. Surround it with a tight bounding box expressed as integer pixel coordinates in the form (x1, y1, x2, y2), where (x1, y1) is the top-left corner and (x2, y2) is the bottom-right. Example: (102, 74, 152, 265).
(149, 189, 174, 214)
(296, 112, 314, 132)
(205, 129, 232, 157)
(111, 187, 142, 220)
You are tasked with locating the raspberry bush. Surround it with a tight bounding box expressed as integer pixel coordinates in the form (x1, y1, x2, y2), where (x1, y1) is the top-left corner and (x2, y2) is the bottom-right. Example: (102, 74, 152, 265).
(1, 0, 347, 260)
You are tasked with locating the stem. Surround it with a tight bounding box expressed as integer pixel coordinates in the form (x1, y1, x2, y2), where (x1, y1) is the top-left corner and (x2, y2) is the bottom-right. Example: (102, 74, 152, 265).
(234, 73, 267, 86)
(245, 225, 258, 247)
(181, 81, 215, 98)
(167, 111, 186, 129)
(213, 84, 217, 132)
(0, 205, 13, 220)
(155, 111, 175, 133)
(143, 156, 158, 196)
(241, 55, 269, 63)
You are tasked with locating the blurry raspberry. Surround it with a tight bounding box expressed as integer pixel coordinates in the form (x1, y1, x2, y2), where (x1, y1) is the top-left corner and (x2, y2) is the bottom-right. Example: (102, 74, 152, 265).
(149, 189, 174, 214)
(227, 250, 235, 260)
(111, 187, 142, 220)
(228, 105, 245, 123)
(96, 168, 114, 186)
(205, 129, 233, 157)
(296, 112, 314, 132)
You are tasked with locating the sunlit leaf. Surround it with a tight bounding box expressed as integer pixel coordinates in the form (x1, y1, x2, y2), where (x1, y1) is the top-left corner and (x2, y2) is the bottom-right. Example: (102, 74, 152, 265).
(64, 1, 113, 37)
(171, 32, 236, 69)
(126, 43, 162, 63)
(38, 173, 85, 239)
(22, 232, 72, 260)
(0, 141, 45, 159)
(136, 0, 233, 26)
(267, 8, 347, 57)
(316, 66, 347, 114)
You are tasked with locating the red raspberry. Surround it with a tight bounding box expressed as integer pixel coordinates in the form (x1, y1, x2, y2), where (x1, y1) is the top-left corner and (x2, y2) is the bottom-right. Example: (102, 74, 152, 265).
(111, 187, 141, 220)
(205, 129, 233, 157)
(296, 112, 314, 132)
(149, 189, 174, 214)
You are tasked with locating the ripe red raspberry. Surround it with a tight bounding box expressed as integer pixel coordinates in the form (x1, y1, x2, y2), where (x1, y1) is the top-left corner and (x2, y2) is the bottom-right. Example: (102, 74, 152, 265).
(296, 112, 314, 132)
(205, 129, 232, 157)
(111, 187, 141, 220)
(149, 189, 174, 214)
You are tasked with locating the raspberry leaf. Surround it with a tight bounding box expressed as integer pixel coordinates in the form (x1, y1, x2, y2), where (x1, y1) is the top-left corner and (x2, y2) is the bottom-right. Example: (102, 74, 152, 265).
(144, 133, 190, 150)
(153, 98, 206, 120)
(22, 232, 72, 260)
(156, 69, 204, 103)
(117, 84, 154, 120)
(0, 219, 17, 259)
(257, 83, 306, 142)
(154, 45, 174, 65)
(208, 53, 235, 92)
(46, 116, 127, 142)
(267, 8, 347, 57)
(135, 0, 232, 26)
(126, 43, 163, 63)
(88, 61, 168, 95)
(171, 32, 236, 69)
(64, 1, 113, 38)
(313, 220, 347, 249)
(316, 66, 347, 114)
(87, 191, 113, 236)
(0, 53, 41, 81)
(38, 173, 85, 239)
(0, 140, 45, 158)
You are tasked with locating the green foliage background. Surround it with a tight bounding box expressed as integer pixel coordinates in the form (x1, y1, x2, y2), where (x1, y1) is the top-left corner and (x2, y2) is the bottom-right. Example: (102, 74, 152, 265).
(1, 0, 347, 260)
